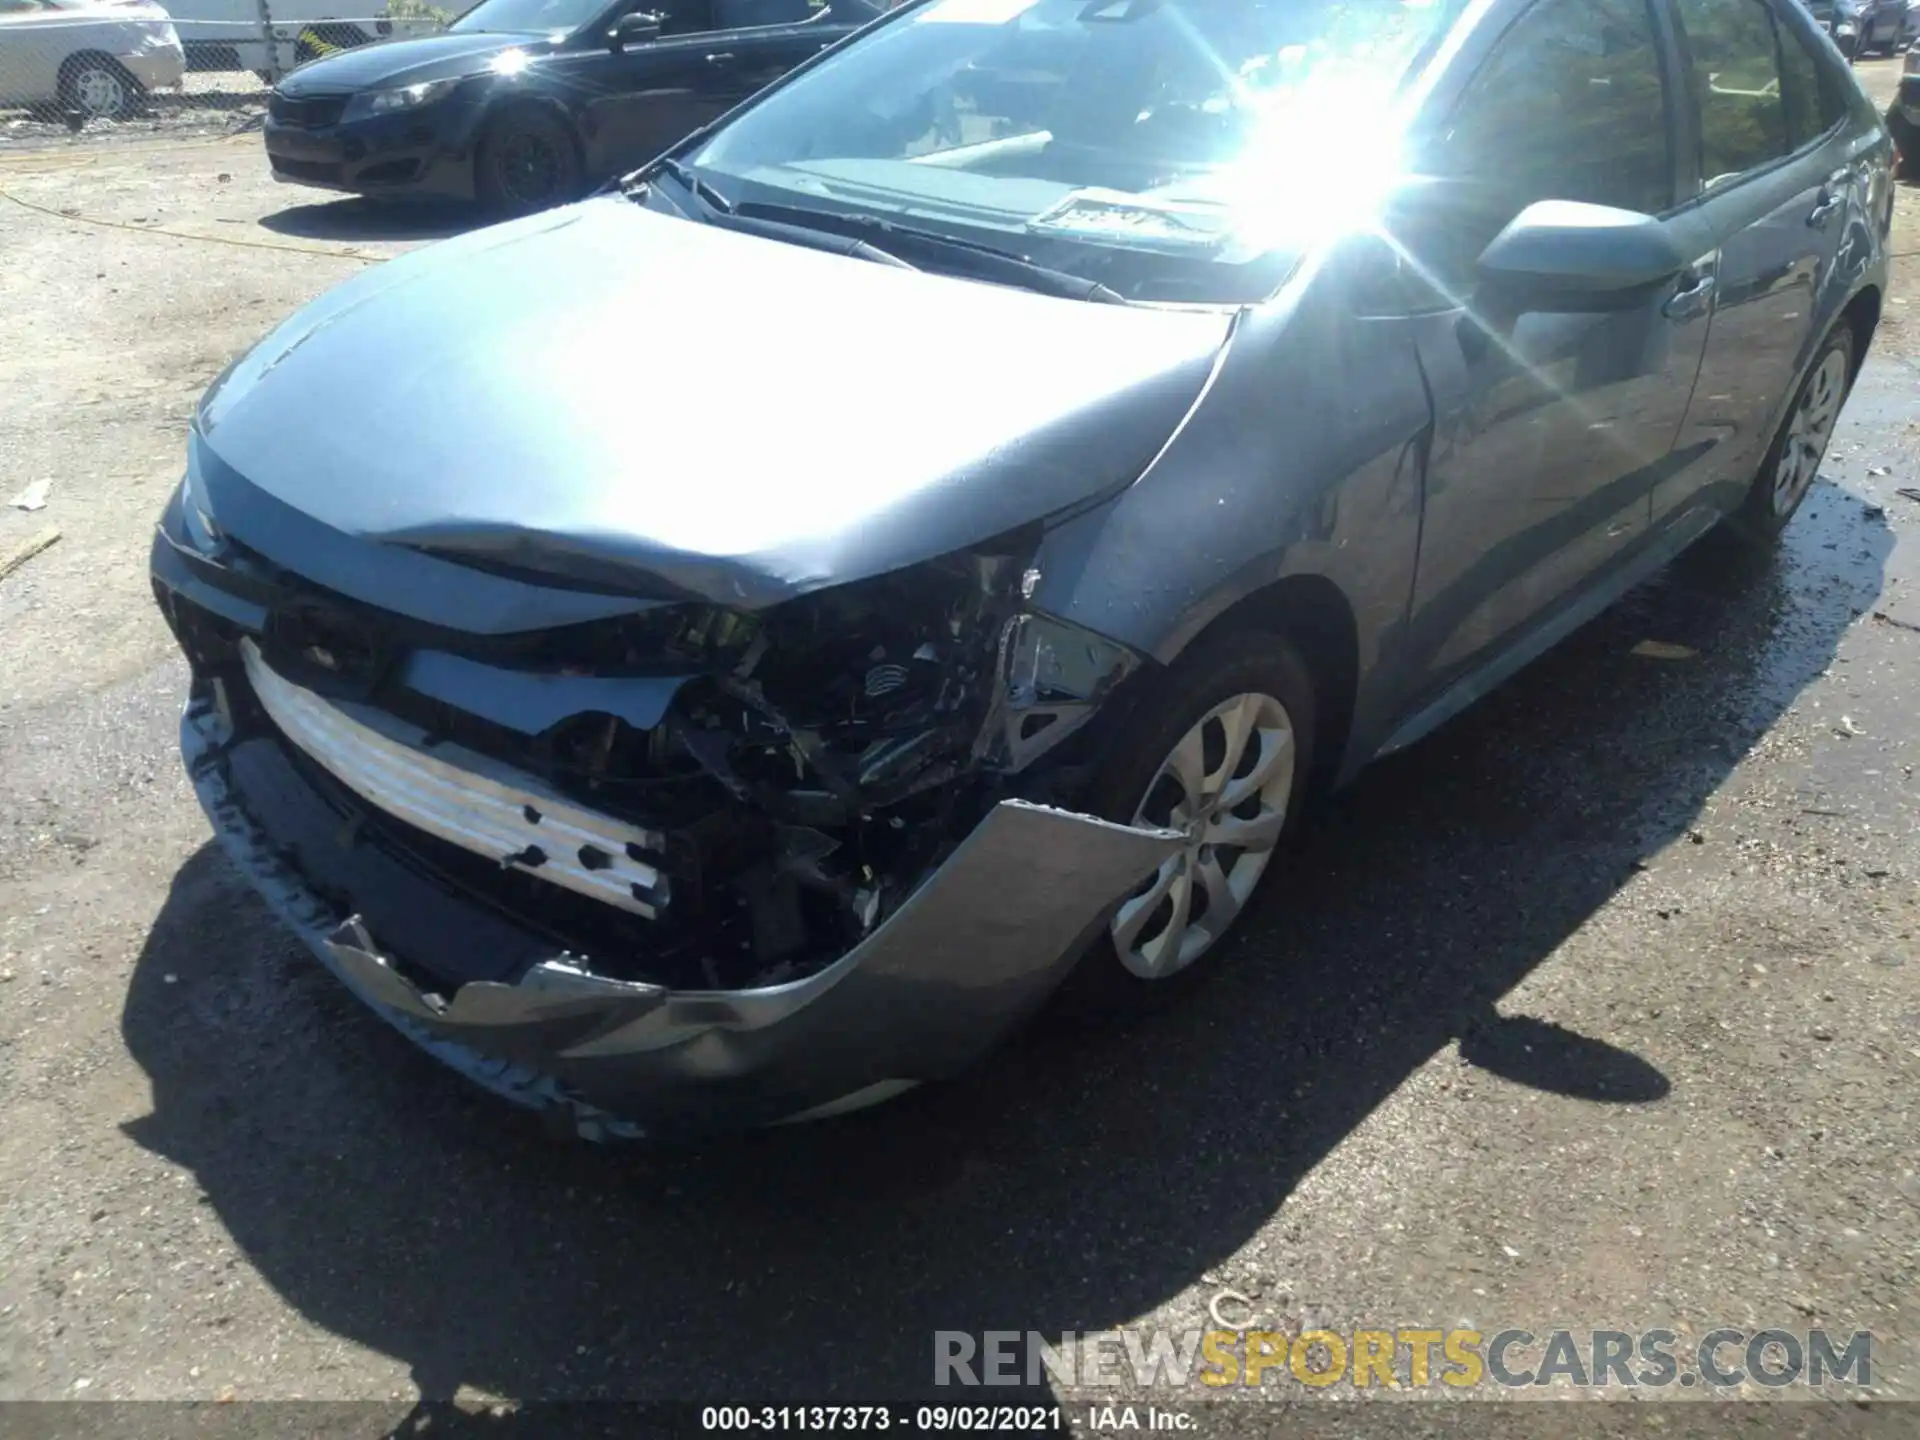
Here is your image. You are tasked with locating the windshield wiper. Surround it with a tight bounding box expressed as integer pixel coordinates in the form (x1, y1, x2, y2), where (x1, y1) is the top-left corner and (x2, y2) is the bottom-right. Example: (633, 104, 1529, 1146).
(645, 156, 736, 215)
(732, 200, 1128, 304)
(625, 165, 917, 272)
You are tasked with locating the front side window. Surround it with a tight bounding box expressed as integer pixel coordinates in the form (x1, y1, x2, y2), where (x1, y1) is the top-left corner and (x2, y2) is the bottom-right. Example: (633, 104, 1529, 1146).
(682, 0, 1466, 303)
(1673, 0, 1794, 187)
(1404, 0, 1671, 286)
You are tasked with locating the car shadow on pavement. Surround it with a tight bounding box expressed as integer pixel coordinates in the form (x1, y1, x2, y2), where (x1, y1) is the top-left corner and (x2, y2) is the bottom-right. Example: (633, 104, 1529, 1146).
(259, 198, 485, 244)
(119, 479, 1892, 1404)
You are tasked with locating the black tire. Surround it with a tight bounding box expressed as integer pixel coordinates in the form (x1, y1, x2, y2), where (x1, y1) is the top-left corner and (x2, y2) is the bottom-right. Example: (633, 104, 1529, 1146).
(59, 53, 141, 120)
(1054, 629, 1318, 1019)
(1729, 321, 1856, 547)
(475, 106, 584, 218)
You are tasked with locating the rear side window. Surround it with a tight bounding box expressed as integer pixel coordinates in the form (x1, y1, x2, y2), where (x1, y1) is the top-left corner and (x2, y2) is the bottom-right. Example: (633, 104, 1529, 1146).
(1777, 11, 1846, 147)
(1673, 0, 1808, 186)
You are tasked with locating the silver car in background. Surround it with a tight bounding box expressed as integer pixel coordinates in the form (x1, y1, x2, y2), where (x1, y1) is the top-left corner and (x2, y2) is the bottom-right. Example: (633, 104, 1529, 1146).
(0, 0, 185, 119)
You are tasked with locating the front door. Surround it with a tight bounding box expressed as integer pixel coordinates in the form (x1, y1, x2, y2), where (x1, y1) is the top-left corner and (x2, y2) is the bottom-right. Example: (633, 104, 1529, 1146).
(1655, 0, 1856, 529)
(568, 0, 851, 176)
(1390, 0, 1714, 704)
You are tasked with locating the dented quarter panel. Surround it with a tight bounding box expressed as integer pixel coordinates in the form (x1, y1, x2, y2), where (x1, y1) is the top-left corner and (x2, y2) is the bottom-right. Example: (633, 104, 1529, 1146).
(193, 196, 1234, 615)
(1029, 242, 1433, 777)
(182, 688, 1183, 1134)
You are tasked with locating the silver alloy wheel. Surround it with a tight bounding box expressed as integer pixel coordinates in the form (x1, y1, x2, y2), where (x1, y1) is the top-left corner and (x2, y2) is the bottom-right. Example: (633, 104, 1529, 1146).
(73, 65, 129, 117)
(1111, 691, 1296, 980)
(1771, 347, 1848, 517)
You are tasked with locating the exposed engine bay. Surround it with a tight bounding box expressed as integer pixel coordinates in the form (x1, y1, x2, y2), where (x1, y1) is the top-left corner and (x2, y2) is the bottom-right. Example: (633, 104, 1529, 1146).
(167, 527, 1143, 997)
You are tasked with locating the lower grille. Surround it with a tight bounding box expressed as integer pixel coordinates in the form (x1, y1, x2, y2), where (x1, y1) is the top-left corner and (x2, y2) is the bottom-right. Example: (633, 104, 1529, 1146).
(241, 639, 671, 919)
(269, 156, 344, 185)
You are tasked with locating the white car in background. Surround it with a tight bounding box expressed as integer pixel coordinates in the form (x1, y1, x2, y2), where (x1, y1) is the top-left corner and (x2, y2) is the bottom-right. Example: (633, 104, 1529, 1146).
(0, 0, 184, 118)
(164, 0, 450, 78)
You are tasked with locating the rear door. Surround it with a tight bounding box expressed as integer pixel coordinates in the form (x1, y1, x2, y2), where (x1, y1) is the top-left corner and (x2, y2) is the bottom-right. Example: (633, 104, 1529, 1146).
(1389, 0, 1714, 703)
(1656, 0, 1856, 528)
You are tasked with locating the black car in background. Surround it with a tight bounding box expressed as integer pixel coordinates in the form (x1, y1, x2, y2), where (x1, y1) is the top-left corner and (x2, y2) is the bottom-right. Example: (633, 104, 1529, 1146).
(1831, 0, 1918, 57)
(263, 0, 879, 212)
(1889, 38, 1920, 173)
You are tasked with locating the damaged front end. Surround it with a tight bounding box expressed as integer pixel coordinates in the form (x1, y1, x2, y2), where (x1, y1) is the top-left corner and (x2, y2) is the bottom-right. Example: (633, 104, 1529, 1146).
(156, 510, 1180, 1135)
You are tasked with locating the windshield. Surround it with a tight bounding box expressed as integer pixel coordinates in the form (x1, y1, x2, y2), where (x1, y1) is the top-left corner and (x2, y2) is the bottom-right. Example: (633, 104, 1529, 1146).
(451, 0, 603, 36)
(683, 0, 1461, 303)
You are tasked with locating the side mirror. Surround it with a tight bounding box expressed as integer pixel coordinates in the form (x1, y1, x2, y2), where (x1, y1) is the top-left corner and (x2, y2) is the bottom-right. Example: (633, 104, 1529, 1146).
(1475, 199, 1688, 302)
(609, 10, 661, 49)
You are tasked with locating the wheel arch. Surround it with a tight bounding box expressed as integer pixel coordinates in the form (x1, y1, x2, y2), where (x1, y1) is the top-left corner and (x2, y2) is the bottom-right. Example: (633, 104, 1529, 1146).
(474, 92, 588, 170)
(58, 49, 137, 88)
(482, 91, 585, 136)
(1839, 284, 1881, 371)
(1172, 572, 1361, 792)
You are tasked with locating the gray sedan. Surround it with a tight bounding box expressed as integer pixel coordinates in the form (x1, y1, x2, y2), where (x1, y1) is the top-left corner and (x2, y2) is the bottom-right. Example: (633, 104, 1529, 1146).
(152, 0, 1893, 1138)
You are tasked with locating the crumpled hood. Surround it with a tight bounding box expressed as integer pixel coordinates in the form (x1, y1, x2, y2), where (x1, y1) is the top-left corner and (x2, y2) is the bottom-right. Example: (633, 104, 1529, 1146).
(197, 197, 1233, 609)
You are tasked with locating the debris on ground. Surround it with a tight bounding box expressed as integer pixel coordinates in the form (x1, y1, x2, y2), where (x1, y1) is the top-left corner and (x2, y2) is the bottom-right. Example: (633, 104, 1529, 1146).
(1896, 486, 1920, 504)
(1834, 716, 1864, 738)
(0, 525, 60, 581)
(1631, 640, 1698, 660)
(8, 479, 50, 511)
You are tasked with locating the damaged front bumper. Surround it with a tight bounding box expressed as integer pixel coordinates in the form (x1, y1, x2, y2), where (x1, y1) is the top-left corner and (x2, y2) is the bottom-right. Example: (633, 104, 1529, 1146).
(180, 681, 1181, 1138)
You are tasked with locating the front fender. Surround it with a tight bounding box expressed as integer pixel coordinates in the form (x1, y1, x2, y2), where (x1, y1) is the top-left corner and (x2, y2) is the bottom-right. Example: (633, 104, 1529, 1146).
(1028, 246, 1432, 778)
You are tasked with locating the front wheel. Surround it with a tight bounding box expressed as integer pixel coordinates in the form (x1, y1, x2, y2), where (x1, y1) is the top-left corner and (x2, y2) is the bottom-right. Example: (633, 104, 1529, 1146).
(61, 54, 141, 120)
(1055, 630, 1316, 1017)
(475, 107, 584, 217)
(1730, 322, 1855, 546)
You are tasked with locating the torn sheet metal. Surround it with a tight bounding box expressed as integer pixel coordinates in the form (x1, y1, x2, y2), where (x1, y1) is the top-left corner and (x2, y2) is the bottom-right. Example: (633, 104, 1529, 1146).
(322, 796, 1180, 1071)
(242, 639, 671, 917)
(178, 692, 634, 1136)
(183, 680, 1182, 1133)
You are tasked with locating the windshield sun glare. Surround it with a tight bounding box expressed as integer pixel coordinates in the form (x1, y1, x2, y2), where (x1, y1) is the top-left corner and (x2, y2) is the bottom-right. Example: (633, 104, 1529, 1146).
(685, 0, 1457, 302)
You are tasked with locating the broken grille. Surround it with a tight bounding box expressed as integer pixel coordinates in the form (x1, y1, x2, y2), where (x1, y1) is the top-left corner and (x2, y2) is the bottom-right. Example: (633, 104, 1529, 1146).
(240, 639, 672, 919)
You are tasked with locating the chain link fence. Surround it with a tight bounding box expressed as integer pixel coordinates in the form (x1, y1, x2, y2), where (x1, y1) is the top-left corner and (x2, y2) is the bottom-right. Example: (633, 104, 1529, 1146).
(0, 3, 449, 146)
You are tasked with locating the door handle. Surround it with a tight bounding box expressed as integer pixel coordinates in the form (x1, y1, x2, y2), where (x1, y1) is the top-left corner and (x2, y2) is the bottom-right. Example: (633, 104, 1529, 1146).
(1662, 270, 1715, 321)
(704, 50, 735, 63)
(1807, 190, 1843, 229)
